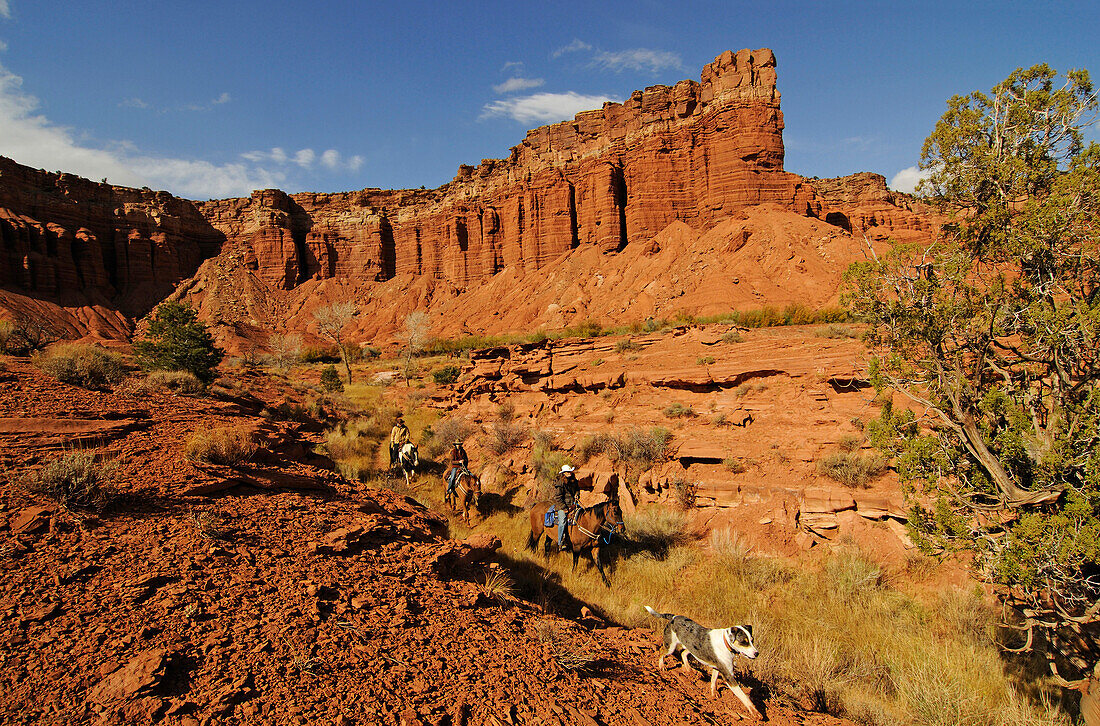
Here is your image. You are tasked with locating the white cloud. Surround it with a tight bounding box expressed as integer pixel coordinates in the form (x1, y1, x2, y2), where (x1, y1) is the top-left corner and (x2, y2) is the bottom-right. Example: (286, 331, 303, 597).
(0, 1, 10, 20)
(0, 62, 361, 199)
(0, 40, 7, 52)
(889, 166, 929, 194)
(212, 92, 231, 105)
(552, 39, 591, 58)
(591, 48, 684, 73)
(481, 91, 616, 124)
(119, 97, 149, 109)
(293, 148, 315, 167)
(492, 77, 544, 94)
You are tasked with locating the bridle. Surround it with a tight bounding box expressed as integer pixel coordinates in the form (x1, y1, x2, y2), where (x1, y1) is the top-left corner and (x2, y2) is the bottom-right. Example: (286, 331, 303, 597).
(572, 503, 626, 545)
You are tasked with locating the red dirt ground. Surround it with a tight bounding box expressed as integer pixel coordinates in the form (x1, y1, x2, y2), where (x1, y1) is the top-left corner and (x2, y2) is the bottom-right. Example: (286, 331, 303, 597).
(0, 357, 857, 726)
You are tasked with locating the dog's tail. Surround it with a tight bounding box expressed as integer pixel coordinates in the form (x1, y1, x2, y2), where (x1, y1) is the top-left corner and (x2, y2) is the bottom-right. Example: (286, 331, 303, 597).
(644, 605, 673, 620)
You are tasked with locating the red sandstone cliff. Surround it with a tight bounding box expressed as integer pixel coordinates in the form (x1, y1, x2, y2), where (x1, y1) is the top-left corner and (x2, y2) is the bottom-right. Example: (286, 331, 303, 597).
(0, 49, 937, 349)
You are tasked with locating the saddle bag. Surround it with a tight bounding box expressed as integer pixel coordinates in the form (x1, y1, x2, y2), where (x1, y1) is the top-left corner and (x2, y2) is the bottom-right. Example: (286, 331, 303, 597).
(544, 508, 556, 528)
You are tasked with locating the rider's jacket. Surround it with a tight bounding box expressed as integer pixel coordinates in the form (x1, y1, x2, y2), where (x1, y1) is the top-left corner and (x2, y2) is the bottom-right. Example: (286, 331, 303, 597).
(551, 473, 580, 510)
(390, 425, 409, 447)
(450, 445, 469, 468)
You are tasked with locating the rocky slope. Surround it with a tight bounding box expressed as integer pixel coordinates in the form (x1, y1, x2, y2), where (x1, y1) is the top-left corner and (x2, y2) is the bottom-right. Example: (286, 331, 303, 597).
(0, 357, 858, 726)
(0, 49, 936, 351)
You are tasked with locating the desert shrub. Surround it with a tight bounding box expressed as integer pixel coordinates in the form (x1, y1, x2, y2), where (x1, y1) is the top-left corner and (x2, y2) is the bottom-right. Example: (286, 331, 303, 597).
(625, 507, 694, 555)
(300, 345, 342, 363)
(432, 364, 461, 385)
(268, 332, 303, 369)
(0, 319, 12, 353)
(27, 449, 115, 509)
(564, 319, 603, 339)
(575, 432, 615, 464)
(663, 402, 696, 418)
(818, 451, 888, 488)
(35, 343, 124, 389)
(723, 457, 746, 473)
(838, 434, 864, 452)
(483, 403, 526, 457)
(721, 329, 743, 344)
(134, 302, 223, 384)
(533, 622, 597, 673)
(532, 434, 570, 488)
(426, 415, 474, 459)
(185, 426, 257, 466)
(615, 338, 640, 353)
(696, 356, 716, 366)
(815, 324, 859, 339)
(5, 314, 61, 354)
(320, 365, 344, 392)
(138, 370, 204, 394)
(671, 476, 698, 509)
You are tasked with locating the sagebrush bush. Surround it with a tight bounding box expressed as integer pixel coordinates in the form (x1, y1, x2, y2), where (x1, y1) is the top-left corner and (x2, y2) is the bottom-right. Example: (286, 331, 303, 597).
(663, 402, 696, 418)
(35, 343, 124, 389)
(28, 450, 115, 509)
(137, 370, 204, 394)
(671, 476, 698, 509)
(615, 339, 640, 353)
(185, 426, 257, 466)
(721, 329, 743, 344)
(818, 451, 888, 487)
(432, 364, 461, 385)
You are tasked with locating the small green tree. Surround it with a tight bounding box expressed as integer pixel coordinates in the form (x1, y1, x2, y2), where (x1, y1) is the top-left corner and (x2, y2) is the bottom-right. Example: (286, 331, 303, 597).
(320, 364, 344, 392)
(845, 64, 1100, 688)
(133, 302, 223, 385)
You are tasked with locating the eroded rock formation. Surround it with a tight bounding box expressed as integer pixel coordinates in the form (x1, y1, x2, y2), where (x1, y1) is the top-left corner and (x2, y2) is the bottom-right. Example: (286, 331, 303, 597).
(0, 49, 937, 347)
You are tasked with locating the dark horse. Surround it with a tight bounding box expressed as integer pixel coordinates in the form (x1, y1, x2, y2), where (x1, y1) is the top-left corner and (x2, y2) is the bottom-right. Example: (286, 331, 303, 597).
(444, 467, 481, 524)
(527, 498, 626, 586)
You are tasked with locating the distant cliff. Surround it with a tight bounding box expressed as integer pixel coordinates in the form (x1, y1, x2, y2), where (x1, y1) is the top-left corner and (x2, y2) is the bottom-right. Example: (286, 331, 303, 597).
(0, 49, 935, 347)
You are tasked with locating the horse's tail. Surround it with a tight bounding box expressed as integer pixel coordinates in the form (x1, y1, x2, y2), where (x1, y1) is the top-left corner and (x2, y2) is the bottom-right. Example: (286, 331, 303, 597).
(644, 605, 674, 621)
(526, 528, 538, 551)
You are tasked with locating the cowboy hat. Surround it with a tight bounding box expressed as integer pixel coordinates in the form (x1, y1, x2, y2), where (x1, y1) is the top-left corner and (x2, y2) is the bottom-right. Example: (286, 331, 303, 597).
(559, 464, 575, 473)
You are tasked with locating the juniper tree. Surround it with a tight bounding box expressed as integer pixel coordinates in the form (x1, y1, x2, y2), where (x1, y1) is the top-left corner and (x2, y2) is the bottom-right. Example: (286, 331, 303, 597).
(844, 63, 1100, 687)
(133, 302, 223, 385)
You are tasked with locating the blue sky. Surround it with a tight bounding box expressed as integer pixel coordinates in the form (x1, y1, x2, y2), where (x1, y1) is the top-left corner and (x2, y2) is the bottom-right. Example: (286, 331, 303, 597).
(0, 1, 1097, 199)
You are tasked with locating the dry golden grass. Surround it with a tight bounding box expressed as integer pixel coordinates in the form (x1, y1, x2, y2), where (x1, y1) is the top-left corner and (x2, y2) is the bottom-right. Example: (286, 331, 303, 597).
(35, 343, 124, 389)
(185, 426, 257, 466)
(469, 502, 1069, 726)
(26, 449, 116, 509)
(136, 369, 204, 394)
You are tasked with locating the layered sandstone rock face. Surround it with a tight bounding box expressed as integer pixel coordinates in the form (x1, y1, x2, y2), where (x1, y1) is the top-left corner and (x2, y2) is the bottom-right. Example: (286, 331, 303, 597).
(195, 48, 812, 292)
(0, 49, 937, 347)
(0, 158, 224, 337)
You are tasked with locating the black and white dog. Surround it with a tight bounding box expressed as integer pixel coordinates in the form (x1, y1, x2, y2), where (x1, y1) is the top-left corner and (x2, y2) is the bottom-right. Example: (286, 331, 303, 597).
(644, 605, 761, 718)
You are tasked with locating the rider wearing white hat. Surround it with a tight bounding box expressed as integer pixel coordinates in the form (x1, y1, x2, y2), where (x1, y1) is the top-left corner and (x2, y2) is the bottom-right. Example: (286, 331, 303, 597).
(551, 464, 580, 550)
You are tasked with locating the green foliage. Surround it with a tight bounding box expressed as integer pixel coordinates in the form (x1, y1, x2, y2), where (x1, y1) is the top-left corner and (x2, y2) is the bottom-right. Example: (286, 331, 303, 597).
(663, 402, 696, 418)
(35, 343, 124, 389)
(320, 365, 344, 392)
(844, 63, 1100, 675)
(134, 303, 223, 384)
(432, 364, 460, 385)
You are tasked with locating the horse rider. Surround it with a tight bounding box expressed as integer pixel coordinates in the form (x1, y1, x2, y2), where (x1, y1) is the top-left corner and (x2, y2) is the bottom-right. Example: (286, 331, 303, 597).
(444, 440, 469, 497)
(389, 417, 409, 469)
(551, 464, 581, 550)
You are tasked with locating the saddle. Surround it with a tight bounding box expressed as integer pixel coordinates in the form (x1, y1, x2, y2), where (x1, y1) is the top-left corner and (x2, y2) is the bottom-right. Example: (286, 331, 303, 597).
(544, 506, 583, 528)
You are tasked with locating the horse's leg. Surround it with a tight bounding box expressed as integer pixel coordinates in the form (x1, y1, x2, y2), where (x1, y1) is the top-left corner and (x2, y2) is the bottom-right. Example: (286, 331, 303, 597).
(594, 546, 610, 587)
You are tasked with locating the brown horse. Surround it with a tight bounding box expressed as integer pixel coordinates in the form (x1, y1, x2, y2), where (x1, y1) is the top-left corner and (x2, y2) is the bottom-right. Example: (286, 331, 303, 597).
(527, 498, 626, 586)
(444, 468, 481, 524)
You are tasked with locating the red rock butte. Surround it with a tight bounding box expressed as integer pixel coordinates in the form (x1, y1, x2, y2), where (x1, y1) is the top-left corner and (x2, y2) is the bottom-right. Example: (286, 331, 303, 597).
(0, 49, 935, 349)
